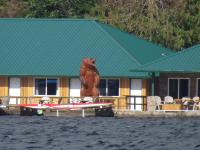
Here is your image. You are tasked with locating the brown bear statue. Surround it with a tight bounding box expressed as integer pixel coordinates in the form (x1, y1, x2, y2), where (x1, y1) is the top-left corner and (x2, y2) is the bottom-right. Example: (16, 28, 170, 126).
(80, 58, 100, 97)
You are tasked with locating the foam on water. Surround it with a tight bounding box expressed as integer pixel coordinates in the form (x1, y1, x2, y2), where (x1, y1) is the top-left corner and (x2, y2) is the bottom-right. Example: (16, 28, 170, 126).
(0, 116, 200, 150)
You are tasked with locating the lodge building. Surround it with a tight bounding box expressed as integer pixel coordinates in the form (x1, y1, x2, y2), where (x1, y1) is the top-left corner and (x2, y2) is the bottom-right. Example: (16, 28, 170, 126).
(0, 18, 199, 111)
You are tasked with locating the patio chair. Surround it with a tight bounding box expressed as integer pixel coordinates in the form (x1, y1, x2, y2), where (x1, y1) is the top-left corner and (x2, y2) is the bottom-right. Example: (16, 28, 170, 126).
(182, 97, 191, 110)
(154, 96, 163, 110)
(40, 96, 50, 104)
(0, 97, 10, 110)
(70, 97, 81, 103)
(82, 97, 93, 103)
(147, 96, 156, 111)
(164, 96, 174, 104)
(193, 96, 200, 110)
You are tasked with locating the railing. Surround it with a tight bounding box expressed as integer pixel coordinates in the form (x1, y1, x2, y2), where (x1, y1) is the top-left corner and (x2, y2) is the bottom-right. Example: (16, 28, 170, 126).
(125, 96, 147, 111)
(0, 96, 147, 111)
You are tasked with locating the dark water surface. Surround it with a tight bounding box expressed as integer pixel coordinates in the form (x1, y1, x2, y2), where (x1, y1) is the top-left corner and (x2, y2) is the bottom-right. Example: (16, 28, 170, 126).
(0, 116, 200, 150)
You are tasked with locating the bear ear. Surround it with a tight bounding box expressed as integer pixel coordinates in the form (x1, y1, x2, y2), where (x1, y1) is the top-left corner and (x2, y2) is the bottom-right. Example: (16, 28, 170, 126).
(90, 58, 96, 63)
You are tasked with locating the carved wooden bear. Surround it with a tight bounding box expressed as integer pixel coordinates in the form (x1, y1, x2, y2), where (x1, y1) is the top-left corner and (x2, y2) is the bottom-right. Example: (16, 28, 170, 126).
(80, 58, 100, 97)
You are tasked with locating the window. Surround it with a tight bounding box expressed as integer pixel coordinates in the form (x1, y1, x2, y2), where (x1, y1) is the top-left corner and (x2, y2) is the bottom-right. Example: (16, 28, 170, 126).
(34, 78, 58, 96)
(168, 78, 189, 99)
(99, 79, 119, 96)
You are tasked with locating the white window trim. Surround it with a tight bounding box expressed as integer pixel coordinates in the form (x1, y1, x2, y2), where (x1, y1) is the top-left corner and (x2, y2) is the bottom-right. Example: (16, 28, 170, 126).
(196, 78, 200, 96)
(99, 78, 120, 97)
(168, 78, 190, 98)
(33, 77, 60, 96)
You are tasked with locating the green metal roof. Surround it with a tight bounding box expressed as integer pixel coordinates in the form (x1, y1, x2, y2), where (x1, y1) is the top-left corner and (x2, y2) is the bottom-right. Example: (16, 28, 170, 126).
(0, 18, 174, 77)
(98, 23, 174, 64)
(133, 44, 200, 73)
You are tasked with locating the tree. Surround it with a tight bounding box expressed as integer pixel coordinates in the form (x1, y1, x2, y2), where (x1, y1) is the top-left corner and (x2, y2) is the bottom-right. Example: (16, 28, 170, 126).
(92, 0, 200, 51)
(25, 0, 97, 18)
(0, 0, 27, 17)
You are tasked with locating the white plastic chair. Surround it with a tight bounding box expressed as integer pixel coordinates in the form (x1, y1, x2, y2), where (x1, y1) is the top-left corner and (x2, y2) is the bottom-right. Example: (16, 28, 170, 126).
(154, 96, 163, 110)
(147, 96, 156, 111)
(83, 97, 93, 103)
(182, 97, 191, 110)
(164, 96, 174, 104)
(193, 96, 200, 110)
(41, 96, 50, 104)
(0, 97, 10, 109)
(70, 97, 81, 103)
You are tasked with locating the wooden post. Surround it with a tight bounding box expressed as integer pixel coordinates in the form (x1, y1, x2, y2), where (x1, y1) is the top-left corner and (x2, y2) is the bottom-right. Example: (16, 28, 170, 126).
(151, 72, 155, 96)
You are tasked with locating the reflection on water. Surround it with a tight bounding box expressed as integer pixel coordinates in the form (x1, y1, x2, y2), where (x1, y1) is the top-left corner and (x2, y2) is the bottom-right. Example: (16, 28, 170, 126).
(0, 116, 200, 150)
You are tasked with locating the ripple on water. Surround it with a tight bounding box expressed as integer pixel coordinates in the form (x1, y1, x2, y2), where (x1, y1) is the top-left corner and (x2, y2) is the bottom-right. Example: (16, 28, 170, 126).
(0, 116, 200, 150)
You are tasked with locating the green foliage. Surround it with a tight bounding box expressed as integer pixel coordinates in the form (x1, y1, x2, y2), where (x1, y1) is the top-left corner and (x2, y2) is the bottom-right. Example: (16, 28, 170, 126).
(92, 0, 200, 51)
(24, 0, 97, 18)
(0, 0, 27, 17)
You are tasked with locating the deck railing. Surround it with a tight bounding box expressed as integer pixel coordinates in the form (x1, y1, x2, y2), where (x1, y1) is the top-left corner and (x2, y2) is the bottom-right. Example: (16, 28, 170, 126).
(0, 96, 147, 111)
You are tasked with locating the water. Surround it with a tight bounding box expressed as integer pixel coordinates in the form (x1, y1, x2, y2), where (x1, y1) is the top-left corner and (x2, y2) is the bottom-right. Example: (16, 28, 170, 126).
(0, 116, 200, 150)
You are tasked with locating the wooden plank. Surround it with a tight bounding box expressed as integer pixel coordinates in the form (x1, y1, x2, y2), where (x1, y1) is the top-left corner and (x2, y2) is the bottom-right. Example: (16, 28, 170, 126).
(0, 76, 8, 96)
(161, 104, 182, 110)
(142, 79, 147, 111)
(60, 77, 69, 103)
(20, 77, 34, 104)
(120, 78, 130, 110)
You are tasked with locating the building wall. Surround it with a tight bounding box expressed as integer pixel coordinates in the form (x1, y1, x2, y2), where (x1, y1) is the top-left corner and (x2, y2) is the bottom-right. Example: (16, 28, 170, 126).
(159, 73, 200, 99)
(60, 77, 69, 103)
(0, 77, 8, 96)
(120, 78, 130, 109)
(0, 77, 148, 109)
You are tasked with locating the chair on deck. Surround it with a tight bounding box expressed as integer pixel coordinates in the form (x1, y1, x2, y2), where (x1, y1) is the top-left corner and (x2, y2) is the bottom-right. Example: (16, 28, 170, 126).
(154, 96, 163, 110)
(147, 96, 156, 111)
(147, 96, 162, 111)
(193, 96, 200, 110)
(182, 97, 191, 110)
(164, 96, 174, 104)
(0, 97, 10, 110)
(82, 97, 93, 103)
(70, 97, 81, 103)
(40, 96, 50, 104)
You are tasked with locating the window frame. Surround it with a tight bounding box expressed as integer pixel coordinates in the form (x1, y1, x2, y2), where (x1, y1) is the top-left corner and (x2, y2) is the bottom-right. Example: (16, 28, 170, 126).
(99, 78, 120, 97)
(196, 78, 200, 96)
(33, 77, 60, 96)
(168, 78, 190, 99)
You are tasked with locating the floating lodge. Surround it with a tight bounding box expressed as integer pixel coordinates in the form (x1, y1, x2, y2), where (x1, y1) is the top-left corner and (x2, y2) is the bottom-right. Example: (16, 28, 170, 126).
(1, 18, 200, 117)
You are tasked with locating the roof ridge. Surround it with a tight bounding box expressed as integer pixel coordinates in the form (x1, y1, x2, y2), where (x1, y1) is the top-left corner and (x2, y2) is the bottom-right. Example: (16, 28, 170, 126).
(94, 21, 141, 65)
(0, 18, 97, 21)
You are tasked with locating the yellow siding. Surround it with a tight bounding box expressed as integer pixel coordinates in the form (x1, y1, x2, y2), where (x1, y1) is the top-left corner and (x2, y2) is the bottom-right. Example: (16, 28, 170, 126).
(20, 77, 33, 103)
(60, 77, 69, 103)
(0, 77, 8, 96)
(142, 79, 147, 111)
(20, 77, 70, 104)
(142, 80, 147, 96)
(120, 78, 130, 109)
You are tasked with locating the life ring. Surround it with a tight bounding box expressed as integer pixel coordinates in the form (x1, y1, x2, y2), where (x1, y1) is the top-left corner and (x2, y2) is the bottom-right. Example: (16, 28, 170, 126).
(37, 109, 43, 116)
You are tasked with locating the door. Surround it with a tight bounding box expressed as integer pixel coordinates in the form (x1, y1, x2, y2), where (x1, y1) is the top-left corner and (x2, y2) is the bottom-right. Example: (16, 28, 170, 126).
(9, 78, 20, 104)
(130, 79, 142, 111)
(69, 78, 81, 103)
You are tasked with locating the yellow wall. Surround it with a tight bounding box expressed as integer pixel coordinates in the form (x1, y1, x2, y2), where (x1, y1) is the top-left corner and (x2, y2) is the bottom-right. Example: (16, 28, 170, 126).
(142, 79, 147, 111)
(20, 77, 70, 104)
(20, 77, 33, 103)
(60, 77, 69, 103)
(142, 80, 147, 96)
(2, 77, 147, 108)
(0, 77, 8, 96)
(120, 78, 130, 109)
